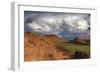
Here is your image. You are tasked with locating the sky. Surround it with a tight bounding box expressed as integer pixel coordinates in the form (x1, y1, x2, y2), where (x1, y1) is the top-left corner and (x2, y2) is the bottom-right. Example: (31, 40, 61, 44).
(24, 11, 90, 40)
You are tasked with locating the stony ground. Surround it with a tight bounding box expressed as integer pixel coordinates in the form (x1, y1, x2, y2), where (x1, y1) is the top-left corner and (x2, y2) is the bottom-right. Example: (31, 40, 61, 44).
(24, 32, 73, 61)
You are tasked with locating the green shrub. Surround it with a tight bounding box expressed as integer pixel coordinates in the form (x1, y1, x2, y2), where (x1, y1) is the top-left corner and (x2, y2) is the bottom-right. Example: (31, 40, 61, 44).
(55, 42, 90, 57)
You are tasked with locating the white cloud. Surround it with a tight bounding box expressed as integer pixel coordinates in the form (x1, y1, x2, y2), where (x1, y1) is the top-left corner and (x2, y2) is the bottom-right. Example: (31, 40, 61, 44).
(77, 20, 88, 30)
(25, 13, 90, 36)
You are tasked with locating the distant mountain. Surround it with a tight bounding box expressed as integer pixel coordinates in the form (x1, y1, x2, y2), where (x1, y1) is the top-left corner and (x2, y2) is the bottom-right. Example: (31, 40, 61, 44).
(24, 32, 72, 61)
(70, 37, 90, 45)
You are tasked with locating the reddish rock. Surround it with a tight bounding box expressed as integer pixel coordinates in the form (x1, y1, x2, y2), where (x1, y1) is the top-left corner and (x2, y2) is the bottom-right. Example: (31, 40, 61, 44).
(24, 32, 72, 61)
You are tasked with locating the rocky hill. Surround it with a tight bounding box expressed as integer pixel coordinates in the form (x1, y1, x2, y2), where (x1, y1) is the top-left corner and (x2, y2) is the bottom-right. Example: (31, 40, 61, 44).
(24, 32, 72, 61)
(70, 37, 90, 45)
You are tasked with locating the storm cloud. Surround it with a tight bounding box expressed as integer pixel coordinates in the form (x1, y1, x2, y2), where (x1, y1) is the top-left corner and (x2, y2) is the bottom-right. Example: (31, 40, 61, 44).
(24, 11, 90, 40)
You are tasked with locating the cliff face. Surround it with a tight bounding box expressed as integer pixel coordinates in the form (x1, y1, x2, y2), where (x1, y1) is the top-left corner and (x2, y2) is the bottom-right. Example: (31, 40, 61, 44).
(24, 32, 72, 61)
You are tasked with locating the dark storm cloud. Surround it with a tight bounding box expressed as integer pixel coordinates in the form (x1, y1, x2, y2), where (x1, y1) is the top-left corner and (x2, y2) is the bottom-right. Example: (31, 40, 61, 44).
(24, 11, 90, 39)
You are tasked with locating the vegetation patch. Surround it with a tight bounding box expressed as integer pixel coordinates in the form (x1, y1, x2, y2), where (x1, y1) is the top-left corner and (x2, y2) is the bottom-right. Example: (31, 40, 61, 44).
(55, 42, 90, 59)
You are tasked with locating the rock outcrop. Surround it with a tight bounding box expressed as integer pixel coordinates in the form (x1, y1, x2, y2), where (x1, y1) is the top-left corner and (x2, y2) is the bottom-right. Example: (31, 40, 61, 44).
(24, 32, 72, 61)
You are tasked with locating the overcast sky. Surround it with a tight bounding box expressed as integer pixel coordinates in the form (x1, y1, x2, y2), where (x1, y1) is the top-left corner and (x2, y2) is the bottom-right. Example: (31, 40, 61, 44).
(24, 11, 90, 40)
